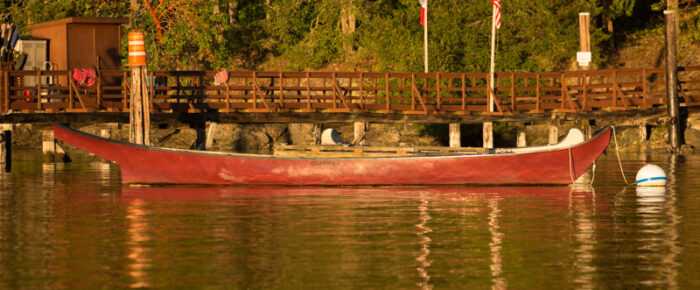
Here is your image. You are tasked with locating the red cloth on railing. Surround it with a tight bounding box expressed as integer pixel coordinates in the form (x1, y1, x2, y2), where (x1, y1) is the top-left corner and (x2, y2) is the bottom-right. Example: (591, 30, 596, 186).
(214, 70, 228, 85)
(72, 68, 97, 87)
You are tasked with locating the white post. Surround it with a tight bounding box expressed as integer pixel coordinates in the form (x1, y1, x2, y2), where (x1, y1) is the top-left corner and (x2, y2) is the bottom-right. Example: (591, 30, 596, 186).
(489, 4, 497, 112)
(483, 2, 498, 150)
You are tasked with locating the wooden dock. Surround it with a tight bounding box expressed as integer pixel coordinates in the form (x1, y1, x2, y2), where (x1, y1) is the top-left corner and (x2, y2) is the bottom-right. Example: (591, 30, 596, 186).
(1, 66, 699, 123)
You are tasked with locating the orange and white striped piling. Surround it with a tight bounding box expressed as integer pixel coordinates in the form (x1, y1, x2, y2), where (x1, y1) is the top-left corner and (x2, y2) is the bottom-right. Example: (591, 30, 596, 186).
(128, 31, 147, 67)
(128, 30, 150, 145)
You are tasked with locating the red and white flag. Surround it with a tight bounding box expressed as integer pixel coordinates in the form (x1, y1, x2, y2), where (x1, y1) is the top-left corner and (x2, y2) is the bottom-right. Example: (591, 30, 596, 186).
(419, 0, 427, 25)
(491, 0, 501, 29)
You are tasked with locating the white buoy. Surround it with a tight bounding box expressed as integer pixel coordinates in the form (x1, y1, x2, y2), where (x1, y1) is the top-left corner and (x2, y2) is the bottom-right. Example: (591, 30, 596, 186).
(635, 164, 667, 187)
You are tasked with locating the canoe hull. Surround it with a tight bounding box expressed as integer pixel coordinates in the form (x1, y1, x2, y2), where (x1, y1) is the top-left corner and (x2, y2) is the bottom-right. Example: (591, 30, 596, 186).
(52, 124, 611, 186)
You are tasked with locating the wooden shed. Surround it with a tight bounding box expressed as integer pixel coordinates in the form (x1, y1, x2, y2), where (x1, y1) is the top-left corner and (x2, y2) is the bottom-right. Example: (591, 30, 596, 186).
(27, 17, 128, 71)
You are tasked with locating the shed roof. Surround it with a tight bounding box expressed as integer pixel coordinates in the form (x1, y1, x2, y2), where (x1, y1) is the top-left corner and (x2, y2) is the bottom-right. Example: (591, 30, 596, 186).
(28, 17, 128, 30)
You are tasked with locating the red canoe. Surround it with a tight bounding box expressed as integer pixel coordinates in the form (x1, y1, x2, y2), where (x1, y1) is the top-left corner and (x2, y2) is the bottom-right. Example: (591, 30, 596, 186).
(52, 123, 611, 186)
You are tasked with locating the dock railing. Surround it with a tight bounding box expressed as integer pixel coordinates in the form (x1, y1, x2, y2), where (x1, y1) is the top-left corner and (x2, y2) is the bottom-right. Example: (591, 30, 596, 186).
(1, 66, 699, 115)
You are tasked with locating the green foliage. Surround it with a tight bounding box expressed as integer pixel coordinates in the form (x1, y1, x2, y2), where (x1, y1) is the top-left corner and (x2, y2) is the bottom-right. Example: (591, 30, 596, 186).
(2, 0, 697, 71)
(3, 0, 129, 34)
(684, 2, 700, 43)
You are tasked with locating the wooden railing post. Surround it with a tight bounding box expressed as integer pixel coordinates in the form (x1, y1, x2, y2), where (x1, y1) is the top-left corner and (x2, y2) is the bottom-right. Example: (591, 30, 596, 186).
(225, 77, 231, 111)
(279, 71, 284, 108)
(97, 71, 102, 109)
(122, 71, 128, 111)
(411, 74, 416, 111)
(332, 72, 338, 109)
(486, 75, 491, 112)
(436, 73, 441, 111)
(305, 72, 311, 111)
(359, 72, 365, 110)
(642, 69, 648, 109)
(560, 73, 566, 109)
(68, 70, 74, 110)
(582, 72, 588, 110)
(510, 73, 515, 112)
(461, 74, 466, 111)
(611, 70, 617, 108)
(2, 71, 8, 112)
(36, 71, 42, 110)
(535, 74, 541, 112)
(385, 73, 390, 111)
(252, 71, 258, 109)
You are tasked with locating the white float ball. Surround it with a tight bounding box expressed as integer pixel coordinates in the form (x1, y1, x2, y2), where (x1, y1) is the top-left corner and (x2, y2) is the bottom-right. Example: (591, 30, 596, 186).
(635, 164, 667, 187)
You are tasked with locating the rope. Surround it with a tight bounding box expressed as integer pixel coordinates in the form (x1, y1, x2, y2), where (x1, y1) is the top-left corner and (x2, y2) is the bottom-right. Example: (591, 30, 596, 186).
(611, 126, 634, 185)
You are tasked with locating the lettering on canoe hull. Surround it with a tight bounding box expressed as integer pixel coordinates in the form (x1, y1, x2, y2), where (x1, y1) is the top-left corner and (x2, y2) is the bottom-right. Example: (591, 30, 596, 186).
(310, 161, 343, 166)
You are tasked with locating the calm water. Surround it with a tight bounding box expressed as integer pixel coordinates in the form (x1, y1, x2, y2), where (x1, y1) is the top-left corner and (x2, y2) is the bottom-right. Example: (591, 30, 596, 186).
(1, 150, 700, 289)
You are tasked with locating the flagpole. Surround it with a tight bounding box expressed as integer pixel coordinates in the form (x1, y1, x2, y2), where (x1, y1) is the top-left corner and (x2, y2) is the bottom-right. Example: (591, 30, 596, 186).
(424, 0, 429, 73)
(489, 4, 497, 112)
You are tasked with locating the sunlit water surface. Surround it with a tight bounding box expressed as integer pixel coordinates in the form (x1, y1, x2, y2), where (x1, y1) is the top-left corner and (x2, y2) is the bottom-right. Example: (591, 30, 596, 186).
(1, 150, 700, 289)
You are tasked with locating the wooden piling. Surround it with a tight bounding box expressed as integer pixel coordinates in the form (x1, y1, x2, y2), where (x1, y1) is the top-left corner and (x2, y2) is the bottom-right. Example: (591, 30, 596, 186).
(578, 13, 591, 71)
(128, 30, 151, 146)
(43, 129, 68, 163)
(312, 124, 323, 145)
(549, 120, 559, 145)
(42, 129, 55, 161)
(516, 123, 527, 147)
(449, 123, 461, 148)
(205, 122, 217, 150)
(129, 66, 151, 145)
(640, 124, 648, 141)
(665, 10, 681, 150)
(483, 122, 493, 149)
(352, 122, 367, 146)
(0, 129, 10, 172)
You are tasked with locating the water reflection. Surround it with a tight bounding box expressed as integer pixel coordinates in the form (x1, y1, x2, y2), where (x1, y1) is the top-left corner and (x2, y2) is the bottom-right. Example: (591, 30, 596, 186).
(6, 151, 700, 289)
(565, 187, 595, 290)
(127, 198, 150, 288)
(415, 194, 433, 289)
(631, 154, 681, 288)
(487, 197, 505, 290)
(119, 185, 600, 288)
(89, 161, 113, 186)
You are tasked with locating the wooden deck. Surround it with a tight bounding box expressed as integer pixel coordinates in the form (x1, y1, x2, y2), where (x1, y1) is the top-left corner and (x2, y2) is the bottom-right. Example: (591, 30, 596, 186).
(1, 66, 699, 122)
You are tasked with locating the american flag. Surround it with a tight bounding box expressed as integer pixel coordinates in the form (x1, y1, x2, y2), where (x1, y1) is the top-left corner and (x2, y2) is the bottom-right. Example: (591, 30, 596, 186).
(491, 0, 501, 29)
(419, 0, 427, 25)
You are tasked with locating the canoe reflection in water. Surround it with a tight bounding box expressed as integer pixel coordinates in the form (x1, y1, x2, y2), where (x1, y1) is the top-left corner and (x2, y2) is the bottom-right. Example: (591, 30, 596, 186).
(120, 185, 604, 289)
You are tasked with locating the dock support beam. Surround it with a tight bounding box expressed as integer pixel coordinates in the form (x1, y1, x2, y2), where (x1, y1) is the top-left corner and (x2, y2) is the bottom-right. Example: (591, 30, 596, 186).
(352, 122, 367, 145)
(516, 123, 527, 147)
(42, 129, 68, 162)
(205, 122, 217, 150)
(0, 125, 10, 172)
(640, 124, 648, 142)
(665, 10, 681, 150)
(449, 123, 461, 148)
(483, 122, 493, 149)
(549, 120, 559, 145)
(312, 124, 323, 145)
